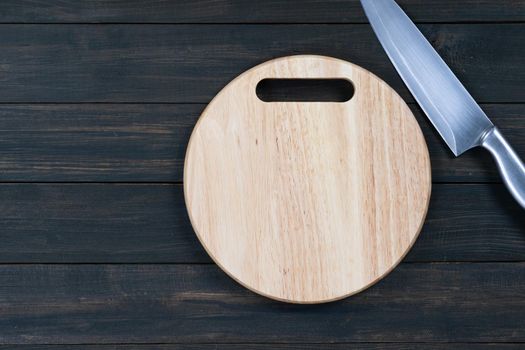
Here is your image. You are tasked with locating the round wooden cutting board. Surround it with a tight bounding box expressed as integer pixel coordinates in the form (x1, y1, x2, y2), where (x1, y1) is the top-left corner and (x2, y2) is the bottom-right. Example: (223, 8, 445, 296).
(184, 55, 431, 304)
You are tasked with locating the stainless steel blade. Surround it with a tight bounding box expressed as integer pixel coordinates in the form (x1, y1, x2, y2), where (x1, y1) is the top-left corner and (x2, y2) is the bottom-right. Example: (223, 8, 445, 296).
(361, 0, 493, 156)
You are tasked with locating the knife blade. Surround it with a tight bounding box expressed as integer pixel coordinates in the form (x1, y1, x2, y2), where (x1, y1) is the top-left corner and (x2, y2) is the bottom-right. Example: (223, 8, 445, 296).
(361, 0, 525, 209)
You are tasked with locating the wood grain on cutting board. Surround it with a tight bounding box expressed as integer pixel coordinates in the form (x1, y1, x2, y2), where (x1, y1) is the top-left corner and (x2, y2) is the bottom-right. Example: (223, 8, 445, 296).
(184, 55, 432, 303)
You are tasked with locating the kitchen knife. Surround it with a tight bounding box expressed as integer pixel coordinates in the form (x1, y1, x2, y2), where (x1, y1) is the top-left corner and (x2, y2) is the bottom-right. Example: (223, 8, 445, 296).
(361, 0, 525, 209)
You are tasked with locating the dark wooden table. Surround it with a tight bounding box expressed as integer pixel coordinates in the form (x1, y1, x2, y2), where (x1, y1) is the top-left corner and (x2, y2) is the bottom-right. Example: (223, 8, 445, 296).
(0, 1, 524, 348)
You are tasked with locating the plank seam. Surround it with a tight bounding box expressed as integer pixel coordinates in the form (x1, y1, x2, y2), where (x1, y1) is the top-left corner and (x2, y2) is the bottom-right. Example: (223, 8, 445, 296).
(0, 21, 523, 25)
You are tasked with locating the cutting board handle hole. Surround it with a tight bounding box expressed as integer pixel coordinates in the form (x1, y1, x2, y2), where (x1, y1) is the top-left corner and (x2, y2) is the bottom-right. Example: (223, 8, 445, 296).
(256, 79, 354, 102)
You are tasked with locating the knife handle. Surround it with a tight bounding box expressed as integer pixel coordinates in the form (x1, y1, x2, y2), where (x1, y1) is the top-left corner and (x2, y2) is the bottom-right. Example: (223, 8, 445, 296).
(482, 127, 525, 209)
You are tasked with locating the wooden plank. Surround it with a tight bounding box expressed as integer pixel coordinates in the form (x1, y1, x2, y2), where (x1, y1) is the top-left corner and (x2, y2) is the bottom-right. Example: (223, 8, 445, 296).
(0, 104, 195, 182)
(0, 263, 523, 343)
(405, 183, 525, 262)
(0, 184, 199, 263)
(0, 104, 523, 182)
(0, 0, 522, 23)
(0, 344, 522, 349)
(0, 184, 523, 263)
(0, 24, 522, 103)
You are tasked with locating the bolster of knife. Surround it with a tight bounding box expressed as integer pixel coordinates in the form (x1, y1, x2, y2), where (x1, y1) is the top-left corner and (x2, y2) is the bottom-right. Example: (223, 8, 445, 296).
(482, 127, 525, 209)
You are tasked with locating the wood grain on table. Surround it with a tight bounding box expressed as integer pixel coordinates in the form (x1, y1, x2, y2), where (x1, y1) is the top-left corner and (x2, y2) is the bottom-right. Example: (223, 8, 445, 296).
(0, 0, 523, 348)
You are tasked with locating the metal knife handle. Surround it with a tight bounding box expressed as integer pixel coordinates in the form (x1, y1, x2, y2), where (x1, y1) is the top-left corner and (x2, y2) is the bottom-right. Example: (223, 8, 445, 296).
(482, 127, 525, 209)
